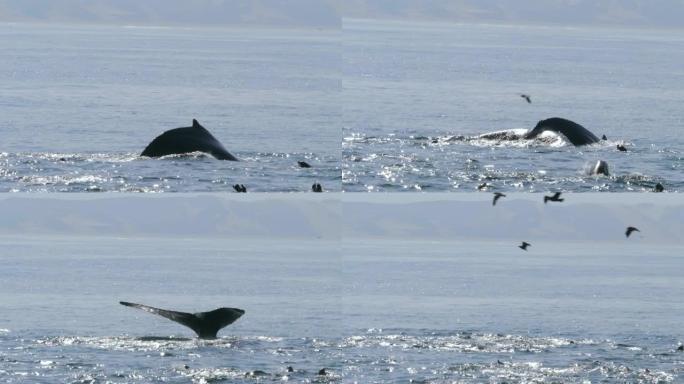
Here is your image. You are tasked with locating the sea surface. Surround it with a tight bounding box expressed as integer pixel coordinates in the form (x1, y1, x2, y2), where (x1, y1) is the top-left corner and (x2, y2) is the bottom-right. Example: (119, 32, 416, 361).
(343, 20, 684, 192)
(0, 23, 340, 192)
(3, 22, 683, 193)
(1, 235, 682, 383)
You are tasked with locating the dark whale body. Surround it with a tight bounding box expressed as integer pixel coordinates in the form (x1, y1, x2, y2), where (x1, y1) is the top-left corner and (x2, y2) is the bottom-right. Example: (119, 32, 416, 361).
(524, 117, 600, 146)
(120, 301, 244, 339)
(589, 160, 610, 176)
(141, 119, 238, 160)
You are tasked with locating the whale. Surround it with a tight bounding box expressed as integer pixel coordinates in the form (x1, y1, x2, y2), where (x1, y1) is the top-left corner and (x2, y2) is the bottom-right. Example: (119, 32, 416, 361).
(523, 117, 600, 146)
(588, 160, 610, 176)
(141, 119, 238, 160)
(120, 301, 244, 339)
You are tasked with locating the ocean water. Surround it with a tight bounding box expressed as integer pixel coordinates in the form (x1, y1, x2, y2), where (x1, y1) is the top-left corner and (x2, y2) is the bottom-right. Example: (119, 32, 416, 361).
(343, 20, 684, 192)
(1, 234, 682, 383)
(0, 23, 340, 192)
(3, 21, 682, 193)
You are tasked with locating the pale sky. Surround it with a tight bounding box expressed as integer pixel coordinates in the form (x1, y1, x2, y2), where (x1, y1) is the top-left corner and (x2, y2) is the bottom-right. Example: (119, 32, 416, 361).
(336, 0, 684, 28)
(0, 0, 340, 28)
(1, 0, 683, 28)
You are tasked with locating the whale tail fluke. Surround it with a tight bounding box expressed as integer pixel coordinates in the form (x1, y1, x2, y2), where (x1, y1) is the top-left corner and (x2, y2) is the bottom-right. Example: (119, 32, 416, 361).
(120, 301, 245, 339)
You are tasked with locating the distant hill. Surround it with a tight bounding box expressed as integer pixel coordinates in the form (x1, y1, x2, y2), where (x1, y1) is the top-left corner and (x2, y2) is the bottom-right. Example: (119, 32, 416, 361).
(0, 0, 340, 28)
(333, 0, 684, 29)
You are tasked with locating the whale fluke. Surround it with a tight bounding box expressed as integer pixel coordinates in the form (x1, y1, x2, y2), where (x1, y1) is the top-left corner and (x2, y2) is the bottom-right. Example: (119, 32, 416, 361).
(141, 119, 238, 161)
(524, 117, 600, 146)
(120, 301, 244, 339)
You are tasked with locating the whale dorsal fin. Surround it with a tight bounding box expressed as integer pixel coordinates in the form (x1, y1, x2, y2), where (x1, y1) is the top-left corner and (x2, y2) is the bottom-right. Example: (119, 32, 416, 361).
(192, 119, 202, 128)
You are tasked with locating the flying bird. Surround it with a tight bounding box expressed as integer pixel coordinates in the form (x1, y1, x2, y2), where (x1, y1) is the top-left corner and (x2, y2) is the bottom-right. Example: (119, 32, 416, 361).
(492, 192, 506, 206)
(519, 94, 531, 104)
(625, 226, 640, 238)
(519, 241, 531, 251)
(544, 192, 564, 204)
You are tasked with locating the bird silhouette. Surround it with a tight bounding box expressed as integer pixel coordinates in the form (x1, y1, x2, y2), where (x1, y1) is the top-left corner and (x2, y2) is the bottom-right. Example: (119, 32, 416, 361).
(617, 144, 627, 152)
(519, 94, 531, 104)
(297, 161, 311, 168)
(519, 241, 531, 251)
(625, 226, 640, 238)
(544, 192, 564, 204)
(492, 192, 506, 206)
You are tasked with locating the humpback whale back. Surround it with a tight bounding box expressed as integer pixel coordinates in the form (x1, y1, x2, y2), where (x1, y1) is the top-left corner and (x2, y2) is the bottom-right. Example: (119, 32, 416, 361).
(524, 117, 600, 146)
(141, 119, 238, 161)
(120, 301, 245, 339)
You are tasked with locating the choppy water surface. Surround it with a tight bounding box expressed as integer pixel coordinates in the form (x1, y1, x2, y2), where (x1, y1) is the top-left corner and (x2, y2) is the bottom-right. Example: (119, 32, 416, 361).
(0, 23, 340, 192)
(3, 331, 681, 383)
(343, 20, 684, 192)
(0, 151, 338, 192)
(1, 236, 682, 382)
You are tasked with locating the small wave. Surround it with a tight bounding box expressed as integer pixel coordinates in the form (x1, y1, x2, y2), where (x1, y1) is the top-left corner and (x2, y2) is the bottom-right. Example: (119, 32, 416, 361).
(35, 335, 239, 352)
(340, 331, 585, 353)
